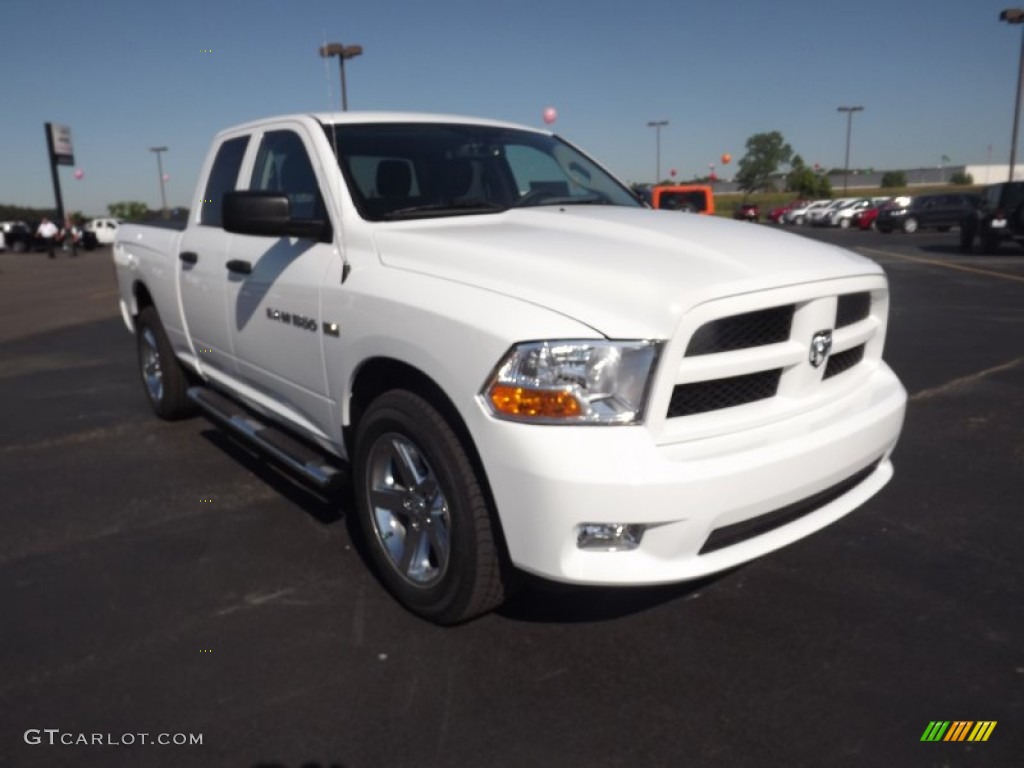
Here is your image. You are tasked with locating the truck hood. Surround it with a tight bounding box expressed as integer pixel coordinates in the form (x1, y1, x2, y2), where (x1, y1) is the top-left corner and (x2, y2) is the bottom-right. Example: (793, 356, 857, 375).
(372, 206, 880, 338)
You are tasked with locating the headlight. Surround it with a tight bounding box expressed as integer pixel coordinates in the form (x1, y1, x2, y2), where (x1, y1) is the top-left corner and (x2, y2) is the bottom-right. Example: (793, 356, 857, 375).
(482, 340, 662, 425)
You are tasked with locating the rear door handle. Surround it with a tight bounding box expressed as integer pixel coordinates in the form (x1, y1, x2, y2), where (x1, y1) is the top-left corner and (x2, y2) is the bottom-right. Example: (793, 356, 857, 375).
(179, 251, 198, 264)
(226, 259, 252, 275)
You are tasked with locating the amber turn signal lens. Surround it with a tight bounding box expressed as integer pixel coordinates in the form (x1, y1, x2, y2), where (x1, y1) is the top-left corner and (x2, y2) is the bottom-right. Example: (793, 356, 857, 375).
(488, 385, 582, 419)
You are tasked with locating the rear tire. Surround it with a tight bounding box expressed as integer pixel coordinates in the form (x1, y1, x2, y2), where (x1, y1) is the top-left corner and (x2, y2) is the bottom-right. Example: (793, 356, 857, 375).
(354, 390, 509, 624)
(135, 307, 195, 420)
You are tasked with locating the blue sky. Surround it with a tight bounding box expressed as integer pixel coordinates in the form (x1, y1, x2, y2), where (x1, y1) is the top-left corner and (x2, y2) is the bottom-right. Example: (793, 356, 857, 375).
(0, 0, 1017, 215)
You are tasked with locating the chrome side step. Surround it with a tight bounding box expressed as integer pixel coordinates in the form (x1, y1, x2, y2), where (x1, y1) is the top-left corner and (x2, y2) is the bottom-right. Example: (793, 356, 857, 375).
(187, 386, 345, 490)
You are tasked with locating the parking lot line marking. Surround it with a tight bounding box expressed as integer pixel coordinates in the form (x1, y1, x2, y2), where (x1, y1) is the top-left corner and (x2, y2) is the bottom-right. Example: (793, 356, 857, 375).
(857, 246, 1024, 284)
(910, 355, 1024, 402)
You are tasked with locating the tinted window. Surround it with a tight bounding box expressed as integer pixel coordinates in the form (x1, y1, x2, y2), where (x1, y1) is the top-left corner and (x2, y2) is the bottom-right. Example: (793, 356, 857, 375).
(201, 136, 249, 227)
(659, 190, 708, 212)
(249, 130, 325, 220)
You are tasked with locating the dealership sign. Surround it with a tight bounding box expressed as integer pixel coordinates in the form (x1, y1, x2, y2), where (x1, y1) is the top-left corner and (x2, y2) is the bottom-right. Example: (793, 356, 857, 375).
(49, 123, 74, 165)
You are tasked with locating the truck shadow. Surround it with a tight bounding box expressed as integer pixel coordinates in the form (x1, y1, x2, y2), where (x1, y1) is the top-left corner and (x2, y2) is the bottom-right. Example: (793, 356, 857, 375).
(196, 426, 740, 625)
(198, 428, 348, 526)
(497, 569, 738, 624)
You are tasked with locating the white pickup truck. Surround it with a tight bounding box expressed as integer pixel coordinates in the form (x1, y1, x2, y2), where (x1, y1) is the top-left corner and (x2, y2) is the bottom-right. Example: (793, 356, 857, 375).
(113, 112, 906, 624)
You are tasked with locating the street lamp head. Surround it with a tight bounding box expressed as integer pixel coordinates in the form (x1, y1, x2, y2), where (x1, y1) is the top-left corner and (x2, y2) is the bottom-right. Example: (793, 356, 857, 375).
(320, 42, 363, 59)
(837, 106, 864, 113)
(149, 146, 168, 152)
(1000, 8, 1024, 23)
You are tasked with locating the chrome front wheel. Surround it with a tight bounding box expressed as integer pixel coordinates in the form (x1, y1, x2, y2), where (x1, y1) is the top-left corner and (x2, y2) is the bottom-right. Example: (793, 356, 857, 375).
(365, 433, 452, 587)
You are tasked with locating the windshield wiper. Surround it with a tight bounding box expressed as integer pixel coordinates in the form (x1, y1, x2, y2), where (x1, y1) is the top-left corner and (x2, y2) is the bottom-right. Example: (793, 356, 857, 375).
(382, 200, 508, 220)
(511, 192, 612, 208)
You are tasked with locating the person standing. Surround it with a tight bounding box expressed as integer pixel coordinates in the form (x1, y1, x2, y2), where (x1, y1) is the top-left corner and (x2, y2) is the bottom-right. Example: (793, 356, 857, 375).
(36, 217, 59, 259)
(61, 217, 81, 257)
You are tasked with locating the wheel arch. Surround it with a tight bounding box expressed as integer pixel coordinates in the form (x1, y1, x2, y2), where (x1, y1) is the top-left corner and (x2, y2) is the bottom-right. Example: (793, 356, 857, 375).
(347, 357, 475, 461)
(345, 356, 516, 571)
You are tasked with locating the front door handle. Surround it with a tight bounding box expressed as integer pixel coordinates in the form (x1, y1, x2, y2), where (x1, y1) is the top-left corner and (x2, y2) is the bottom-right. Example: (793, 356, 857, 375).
(226, 259, 252, 275)
(179, 251, 198, 264)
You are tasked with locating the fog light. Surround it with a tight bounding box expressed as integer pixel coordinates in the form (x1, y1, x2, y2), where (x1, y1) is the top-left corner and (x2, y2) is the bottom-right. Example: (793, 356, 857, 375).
(576, 523, 645, 551)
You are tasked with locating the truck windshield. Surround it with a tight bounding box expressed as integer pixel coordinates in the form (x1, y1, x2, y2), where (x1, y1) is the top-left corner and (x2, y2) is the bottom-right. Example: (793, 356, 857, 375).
(322, 122, 642, 221)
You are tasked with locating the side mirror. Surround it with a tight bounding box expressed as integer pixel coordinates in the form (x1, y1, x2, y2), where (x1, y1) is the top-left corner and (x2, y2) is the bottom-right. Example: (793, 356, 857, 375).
(222, 191, 331, 242)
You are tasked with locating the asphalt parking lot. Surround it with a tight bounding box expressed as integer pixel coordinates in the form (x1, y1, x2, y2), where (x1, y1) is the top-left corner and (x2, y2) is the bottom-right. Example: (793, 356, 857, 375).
(1, 225, 1021, 768)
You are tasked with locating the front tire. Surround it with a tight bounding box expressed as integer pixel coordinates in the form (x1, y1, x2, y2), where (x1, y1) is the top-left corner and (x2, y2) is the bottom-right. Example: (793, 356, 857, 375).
(354, 390, 509, 624)
(902, 216, 919, 234)
(135, 307, 195, 420)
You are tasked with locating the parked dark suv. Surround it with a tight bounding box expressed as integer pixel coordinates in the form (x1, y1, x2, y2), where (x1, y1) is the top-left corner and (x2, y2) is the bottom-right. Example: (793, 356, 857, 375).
(875, 193, 978, 234)
(959, 182, 1024, 253)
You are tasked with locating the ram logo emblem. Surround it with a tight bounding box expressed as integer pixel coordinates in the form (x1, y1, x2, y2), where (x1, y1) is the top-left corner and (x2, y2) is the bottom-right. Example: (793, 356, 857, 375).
(806, 331, 831, 370)
(809, 330, 833, 368)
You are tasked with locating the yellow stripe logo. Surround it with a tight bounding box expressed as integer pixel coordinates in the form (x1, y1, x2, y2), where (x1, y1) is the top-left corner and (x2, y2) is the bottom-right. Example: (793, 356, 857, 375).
(921, 721, 997, 742)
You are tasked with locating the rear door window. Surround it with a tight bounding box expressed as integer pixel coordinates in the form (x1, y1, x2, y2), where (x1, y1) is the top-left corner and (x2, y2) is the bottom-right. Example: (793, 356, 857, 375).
(200, 136, 250, 227)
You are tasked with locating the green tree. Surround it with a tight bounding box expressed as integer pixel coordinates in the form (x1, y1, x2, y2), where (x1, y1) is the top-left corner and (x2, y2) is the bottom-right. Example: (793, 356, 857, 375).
(107, 201, 151, 220)
(880, 171, 906, 189)
(735, 131, 793, 194)
(785, 155, 832, 198)
(949, 171, 974, 186)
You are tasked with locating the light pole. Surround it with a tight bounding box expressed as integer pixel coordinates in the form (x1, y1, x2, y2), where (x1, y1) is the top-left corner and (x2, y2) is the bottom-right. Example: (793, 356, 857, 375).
(149, 146, 168, 219)
(1000, 9, 1024, 181)
(837, 106, 863, 195)
(647, 120, 668, 184)
(319, 42, 363, 111)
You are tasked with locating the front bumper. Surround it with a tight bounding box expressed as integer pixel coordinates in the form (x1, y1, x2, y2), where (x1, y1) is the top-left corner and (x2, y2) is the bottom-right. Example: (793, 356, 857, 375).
(476, 363, 906, 585)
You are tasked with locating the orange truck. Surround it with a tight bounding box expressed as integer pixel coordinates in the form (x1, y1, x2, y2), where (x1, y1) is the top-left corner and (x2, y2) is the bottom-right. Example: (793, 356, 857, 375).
(650, 185, 715, 215)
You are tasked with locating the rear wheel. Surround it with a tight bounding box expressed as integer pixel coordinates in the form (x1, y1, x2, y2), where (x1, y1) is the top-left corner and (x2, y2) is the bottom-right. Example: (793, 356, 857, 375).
(839, 218, 851, 229)
(135, 307, 195, 420)
(354, 390, 509, 624)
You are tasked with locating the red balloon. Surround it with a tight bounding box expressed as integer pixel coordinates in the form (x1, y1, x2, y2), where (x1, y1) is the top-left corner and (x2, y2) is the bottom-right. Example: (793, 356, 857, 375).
(670, 168, 677, 177)
(73, 169, 84, 180)
(542, 106, 557, 125)
(720, 153, 732, 165)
